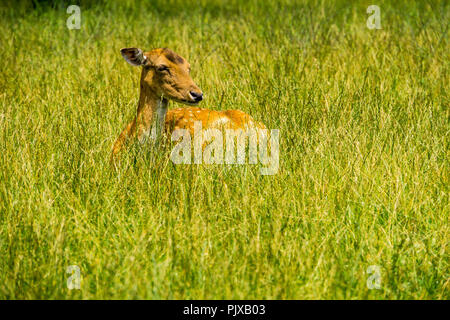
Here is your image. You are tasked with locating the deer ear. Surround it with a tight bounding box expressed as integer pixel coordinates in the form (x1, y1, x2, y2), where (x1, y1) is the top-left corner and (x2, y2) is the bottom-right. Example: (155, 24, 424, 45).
(120, 48, 147, 66)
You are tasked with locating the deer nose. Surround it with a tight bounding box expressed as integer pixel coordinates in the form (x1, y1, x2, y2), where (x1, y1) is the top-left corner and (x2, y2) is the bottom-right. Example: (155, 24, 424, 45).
(190, 91, 203, 102)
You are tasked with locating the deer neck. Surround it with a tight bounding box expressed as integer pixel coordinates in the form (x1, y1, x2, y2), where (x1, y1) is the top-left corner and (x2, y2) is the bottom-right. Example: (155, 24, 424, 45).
(136, 85, 168, 143)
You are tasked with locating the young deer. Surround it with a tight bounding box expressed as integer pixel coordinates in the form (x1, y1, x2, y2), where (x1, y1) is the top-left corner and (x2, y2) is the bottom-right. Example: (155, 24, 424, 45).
(110, 47, 266, 165)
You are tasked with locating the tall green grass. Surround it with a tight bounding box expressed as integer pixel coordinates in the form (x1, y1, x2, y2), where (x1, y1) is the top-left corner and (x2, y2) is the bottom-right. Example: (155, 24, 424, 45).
(0, 0, 448, 299)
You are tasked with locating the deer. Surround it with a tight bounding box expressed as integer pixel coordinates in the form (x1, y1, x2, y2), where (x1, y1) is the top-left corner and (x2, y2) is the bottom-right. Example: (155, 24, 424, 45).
(110, 47, 266, 166)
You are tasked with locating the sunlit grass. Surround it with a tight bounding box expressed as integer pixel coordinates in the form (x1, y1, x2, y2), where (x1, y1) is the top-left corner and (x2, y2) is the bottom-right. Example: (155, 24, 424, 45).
(0, 0, 448, 299)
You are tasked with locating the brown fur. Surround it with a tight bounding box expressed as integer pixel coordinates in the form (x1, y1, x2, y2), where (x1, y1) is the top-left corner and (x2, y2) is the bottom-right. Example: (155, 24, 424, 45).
(162, 48, 185, 64)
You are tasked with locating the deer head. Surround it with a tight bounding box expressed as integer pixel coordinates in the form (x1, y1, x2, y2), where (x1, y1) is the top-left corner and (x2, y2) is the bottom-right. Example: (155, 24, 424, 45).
(120, 47, 203, 105)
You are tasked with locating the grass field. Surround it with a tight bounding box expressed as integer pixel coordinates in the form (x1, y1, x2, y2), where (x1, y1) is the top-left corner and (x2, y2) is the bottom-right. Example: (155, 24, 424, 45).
(0, 0, 448, 299)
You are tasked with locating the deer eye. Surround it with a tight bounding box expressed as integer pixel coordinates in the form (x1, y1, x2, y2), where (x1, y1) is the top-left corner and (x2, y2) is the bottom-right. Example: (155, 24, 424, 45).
(157, 65, 169, 72)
